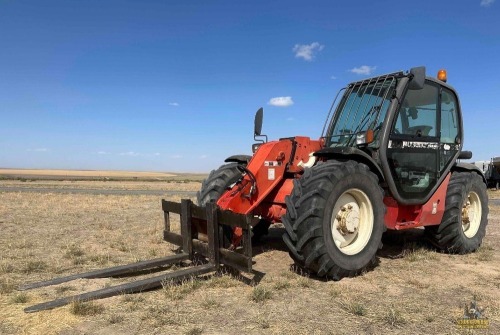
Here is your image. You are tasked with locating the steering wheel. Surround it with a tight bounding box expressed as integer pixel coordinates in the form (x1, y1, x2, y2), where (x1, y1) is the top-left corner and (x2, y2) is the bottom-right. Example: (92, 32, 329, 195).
(407, 125, 433, 137)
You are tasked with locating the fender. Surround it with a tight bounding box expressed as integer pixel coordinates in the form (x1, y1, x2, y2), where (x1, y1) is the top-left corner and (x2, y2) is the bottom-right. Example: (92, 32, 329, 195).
(453, 162, 487, 184)
(224, 155, 252, 165)
(313, 147, 384, 182)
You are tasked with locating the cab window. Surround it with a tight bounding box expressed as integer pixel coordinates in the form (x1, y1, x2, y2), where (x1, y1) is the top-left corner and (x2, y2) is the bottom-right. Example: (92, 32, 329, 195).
(393, 84, 438, 138)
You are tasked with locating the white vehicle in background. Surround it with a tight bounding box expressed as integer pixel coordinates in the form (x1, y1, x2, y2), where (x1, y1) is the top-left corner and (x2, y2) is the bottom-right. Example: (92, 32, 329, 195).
(474, 158, 500, 190)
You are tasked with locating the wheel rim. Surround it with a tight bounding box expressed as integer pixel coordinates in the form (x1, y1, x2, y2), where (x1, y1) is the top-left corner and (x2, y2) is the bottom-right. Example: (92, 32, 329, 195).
(330, 189, 374, 255)
(462, 191, 482, 238)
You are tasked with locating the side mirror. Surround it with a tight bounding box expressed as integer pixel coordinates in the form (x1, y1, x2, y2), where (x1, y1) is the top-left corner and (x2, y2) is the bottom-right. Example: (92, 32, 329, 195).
(254, 107, 263, 136)
(253, 107, 267, 143)
(408, 66, 426, 90)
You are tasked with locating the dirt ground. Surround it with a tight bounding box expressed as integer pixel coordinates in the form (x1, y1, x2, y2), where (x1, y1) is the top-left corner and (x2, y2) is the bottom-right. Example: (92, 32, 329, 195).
(0, 180, 498, 335)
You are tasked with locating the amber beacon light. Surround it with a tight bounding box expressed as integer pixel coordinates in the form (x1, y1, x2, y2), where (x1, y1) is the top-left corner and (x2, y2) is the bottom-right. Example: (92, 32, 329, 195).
(437, 69, 447, 82)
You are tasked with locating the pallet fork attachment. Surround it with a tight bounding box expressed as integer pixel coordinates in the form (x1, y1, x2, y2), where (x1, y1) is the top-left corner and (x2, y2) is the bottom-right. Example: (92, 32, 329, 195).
(162, 199, 254, 272)
(20, 200, 254, 313)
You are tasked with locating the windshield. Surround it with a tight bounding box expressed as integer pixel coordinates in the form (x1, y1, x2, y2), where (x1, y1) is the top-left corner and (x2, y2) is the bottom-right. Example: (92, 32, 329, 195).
(323, 75, 398, 147)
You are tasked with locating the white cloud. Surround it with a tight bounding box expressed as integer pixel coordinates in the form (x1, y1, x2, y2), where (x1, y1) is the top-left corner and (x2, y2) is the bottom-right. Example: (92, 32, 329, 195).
(169, 102, 179, 107)
(330, 75, 337, 80)
(480, 0, 494, 7)
(286, 117, 295, 121)
(119, 151, 140, 156)
(293, 42, 324, 61)
(349, 65, 377, 76)
(171, 154, 182, 159)
(97, 151, 108, 155)
(200, 155, 208, 159)
(268, 96, 294, 107)
(154, 152, 160, 156)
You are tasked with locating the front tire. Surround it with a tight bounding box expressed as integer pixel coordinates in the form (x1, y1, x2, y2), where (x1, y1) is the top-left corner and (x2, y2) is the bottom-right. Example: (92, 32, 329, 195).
(282, 161, 385, 279)
(426, 172, 488, 253)
(197, 162, 271, 242)
(197, 163, 242, 206)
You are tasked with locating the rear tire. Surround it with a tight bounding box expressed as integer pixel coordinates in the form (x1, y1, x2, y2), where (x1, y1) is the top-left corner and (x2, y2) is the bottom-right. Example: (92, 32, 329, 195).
(282, 161, 385, 279)
(426, 172, 488, 253)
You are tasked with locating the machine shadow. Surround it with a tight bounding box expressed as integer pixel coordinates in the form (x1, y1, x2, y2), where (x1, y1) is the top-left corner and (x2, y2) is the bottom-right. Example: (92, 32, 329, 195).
(378, 227, 436, 259)
(251, 225, 290, 256)
(251, 225, 437, 260)
(249, 225, 439, 282)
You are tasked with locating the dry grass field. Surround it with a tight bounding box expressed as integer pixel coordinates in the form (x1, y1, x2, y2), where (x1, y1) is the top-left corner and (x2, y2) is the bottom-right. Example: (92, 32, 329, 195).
(0, 179, 499, 334)
(0, 169, 207, 182)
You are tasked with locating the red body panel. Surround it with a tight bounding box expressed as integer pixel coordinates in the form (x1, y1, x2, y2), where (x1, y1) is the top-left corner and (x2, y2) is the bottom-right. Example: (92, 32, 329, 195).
(217, 135, 450, 238)
(384, 173, 451, 230)
(217, 137, 323, 223)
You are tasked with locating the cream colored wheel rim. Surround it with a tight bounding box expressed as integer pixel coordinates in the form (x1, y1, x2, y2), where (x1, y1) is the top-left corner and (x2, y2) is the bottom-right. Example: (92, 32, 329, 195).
(331, 189, 374, 255)
(462, 191, 481, 238)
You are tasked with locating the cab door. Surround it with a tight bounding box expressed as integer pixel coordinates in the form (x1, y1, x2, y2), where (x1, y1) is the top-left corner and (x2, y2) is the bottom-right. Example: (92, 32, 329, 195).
(386, 82, 441, 201)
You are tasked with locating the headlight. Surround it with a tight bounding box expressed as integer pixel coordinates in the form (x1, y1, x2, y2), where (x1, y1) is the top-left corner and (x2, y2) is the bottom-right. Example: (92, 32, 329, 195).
(356, 129, 374, 146)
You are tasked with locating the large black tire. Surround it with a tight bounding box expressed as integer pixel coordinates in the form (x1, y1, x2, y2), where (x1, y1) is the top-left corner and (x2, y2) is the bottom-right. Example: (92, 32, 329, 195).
(197, 162, 270, 242)
(197, 163, 243, 206)
(282, 161, 385, 279)
(425, 172, 488, 253)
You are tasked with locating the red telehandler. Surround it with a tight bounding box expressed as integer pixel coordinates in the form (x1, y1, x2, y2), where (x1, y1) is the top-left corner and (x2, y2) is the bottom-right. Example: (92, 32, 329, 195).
(196, 66, 487, 278)
(21, 66, 488, 312)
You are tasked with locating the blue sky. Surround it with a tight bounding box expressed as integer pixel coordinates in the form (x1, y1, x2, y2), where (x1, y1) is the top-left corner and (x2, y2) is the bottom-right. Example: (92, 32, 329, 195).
(1, 0, 499, 172)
